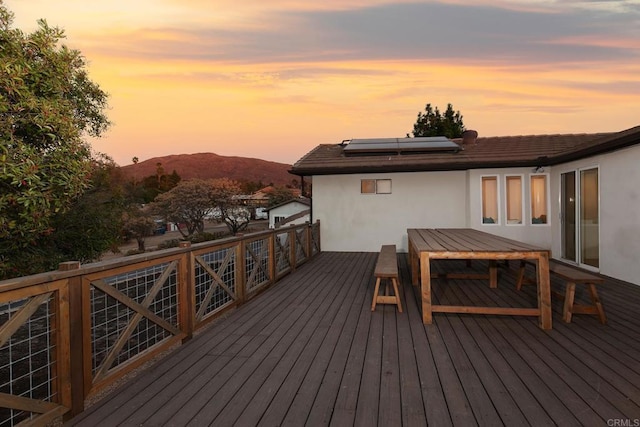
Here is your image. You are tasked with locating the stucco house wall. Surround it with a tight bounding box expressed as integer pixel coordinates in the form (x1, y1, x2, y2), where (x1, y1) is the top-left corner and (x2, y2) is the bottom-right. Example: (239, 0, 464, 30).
(312, 171, 468, 252)
(312, 150, 640, 285)
(296, 126, 640, 285)
(549, 145, 640, 285)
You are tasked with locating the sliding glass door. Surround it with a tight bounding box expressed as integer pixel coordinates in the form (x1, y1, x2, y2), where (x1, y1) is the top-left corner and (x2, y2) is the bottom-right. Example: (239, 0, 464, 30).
(560, 168, 599, 268)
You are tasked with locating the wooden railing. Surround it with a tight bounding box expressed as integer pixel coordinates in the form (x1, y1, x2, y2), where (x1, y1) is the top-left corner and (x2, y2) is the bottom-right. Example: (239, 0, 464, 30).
(0, 221, 320, 426)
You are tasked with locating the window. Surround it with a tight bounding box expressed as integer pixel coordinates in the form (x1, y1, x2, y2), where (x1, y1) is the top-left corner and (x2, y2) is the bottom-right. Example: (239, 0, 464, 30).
(505, 175, 523, 224)
(481, 176, 499, 224)
(361, 179, 392, 194)
(530, 174, 548, 224)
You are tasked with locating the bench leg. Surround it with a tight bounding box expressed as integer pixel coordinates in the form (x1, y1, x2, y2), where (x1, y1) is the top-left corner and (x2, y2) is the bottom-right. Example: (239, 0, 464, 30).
(371, 277, 382, 311)
(392, 277, 403, 313)
(588, 283, 607, 324)
(372, 277, 403, 313)
(562, 282, 576, 323)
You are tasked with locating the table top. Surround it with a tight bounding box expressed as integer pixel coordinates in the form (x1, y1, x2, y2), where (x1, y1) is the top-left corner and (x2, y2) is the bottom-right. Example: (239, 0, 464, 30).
(407, 228, 548, 254)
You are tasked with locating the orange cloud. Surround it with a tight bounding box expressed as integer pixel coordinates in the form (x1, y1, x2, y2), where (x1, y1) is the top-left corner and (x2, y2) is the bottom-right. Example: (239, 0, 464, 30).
(6, 0, 640, 166)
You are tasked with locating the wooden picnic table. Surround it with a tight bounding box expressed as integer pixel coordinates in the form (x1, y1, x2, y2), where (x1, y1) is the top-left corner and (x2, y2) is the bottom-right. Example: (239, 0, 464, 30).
(407, 228, 552, 330)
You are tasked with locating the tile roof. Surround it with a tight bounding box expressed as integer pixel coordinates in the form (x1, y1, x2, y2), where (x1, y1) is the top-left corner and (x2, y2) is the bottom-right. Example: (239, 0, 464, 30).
(290, 125, 640, 176)
(265, 197, 311, 211)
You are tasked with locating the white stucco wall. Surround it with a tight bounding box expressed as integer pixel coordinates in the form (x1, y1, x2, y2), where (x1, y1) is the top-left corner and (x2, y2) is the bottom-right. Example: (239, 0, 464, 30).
(311, 145, 640, 285)
(550, 145, 640, 285)
(312, 171, 468, 252)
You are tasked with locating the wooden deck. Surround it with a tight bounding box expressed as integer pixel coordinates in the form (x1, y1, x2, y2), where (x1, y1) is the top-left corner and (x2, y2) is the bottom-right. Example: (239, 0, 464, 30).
(67, 252, 640, 426)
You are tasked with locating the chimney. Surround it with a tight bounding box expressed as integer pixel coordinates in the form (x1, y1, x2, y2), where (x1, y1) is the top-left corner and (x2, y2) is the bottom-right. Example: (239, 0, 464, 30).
(462, 130, 478, 145)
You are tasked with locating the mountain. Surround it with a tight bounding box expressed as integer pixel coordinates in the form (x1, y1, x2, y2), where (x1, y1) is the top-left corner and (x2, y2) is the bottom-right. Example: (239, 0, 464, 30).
(119, 153, 295, 186)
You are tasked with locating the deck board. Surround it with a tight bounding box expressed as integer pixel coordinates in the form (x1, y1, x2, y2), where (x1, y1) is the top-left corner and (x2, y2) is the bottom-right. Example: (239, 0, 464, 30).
(67, 252, 640, 426)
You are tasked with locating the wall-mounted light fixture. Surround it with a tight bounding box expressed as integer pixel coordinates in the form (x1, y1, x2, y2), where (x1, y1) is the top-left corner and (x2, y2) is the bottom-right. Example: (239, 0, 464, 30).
(533, 166, 545, 173)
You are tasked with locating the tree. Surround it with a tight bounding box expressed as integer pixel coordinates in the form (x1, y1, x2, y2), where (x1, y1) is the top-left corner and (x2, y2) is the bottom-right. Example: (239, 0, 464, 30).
(150, 179, 217, 238)
(46, 154, 127, 261)
(210, 178, 250, 235)
(410, 103, 465, 138)
(128, 167, 181, 204)
(0, 4, 110, 278)
(122, 205, 155, 252)
(267, 186, 296, 207)
(0, 154, 127, 276)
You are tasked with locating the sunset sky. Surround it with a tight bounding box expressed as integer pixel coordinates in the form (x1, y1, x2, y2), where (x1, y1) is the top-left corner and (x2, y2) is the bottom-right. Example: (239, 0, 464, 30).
(6, 0, 640, 166)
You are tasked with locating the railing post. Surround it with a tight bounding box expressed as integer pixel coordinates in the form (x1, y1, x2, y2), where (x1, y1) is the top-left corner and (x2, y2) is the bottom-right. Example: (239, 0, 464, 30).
(178, 241, 194, 342)
(315, 220, 321, 254)
(236, 240, 246, 304)
(59, 261, 85, 420)
(306, 223, 312, 259)
(268, 230, 276, 284)
(289, 227, 297, 271)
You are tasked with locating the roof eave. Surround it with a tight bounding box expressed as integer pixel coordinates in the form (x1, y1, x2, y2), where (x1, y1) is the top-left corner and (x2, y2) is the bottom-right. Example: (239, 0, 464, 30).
(549, 132, 640, 165)
(289, 159, 542, 176)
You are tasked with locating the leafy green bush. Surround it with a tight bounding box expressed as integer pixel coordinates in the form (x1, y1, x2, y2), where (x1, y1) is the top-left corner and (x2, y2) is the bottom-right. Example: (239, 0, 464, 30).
(156, 239, 181, 250)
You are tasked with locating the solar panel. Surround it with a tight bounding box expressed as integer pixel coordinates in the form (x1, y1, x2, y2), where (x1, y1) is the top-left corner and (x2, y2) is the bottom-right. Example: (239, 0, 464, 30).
(343, 137, 460, 156)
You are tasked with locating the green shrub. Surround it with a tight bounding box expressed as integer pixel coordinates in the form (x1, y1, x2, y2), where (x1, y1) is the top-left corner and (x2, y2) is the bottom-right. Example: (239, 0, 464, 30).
(157, 239, 181, 249)
(188, 231, 227, 243)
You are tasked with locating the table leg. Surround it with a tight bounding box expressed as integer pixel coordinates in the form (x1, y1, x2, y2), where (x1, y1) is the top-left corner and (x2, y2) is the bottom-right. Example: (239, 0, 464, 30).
(409, 244, 418, 286)
(537, 253, 552, 330)
(421, 253, 432, 324)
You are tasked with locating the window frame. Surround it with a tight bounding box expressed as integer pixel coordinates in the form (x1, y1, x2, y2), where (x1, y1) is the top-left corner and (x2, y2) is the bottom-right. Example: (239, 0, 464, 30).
(504, 174, 525, 226)
(360, 178, 392, 195)
(480, 174, 500, 225)
(530, 173, 550, 226)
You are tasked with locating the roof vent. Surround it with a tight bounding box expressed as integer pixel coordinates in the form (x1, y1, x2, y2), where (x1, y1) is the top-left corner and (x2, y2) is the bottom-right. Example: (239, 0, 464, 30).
(462, 130, 478, 145)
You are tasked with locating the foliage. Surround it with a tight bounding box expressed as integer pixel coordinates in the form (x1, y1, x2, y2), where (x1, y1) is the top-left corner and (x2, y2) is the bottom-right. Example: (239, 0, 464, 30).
(125, 163, 181, 204)
(122, 205, 155, 252)
(239, 180, 265, 194)
(210, 178, 251, 235)
(0, 3, 110, 278)
(46, 155, 127, 261)
(267, 186, 296, 207)
(151, 179, 218, 238)
(221, 205, 251, 235)
(188, 231, 226, 243)
(0, 155, 127, 276)
(410, 103, 465, 138)
(156, 238, 181, 250)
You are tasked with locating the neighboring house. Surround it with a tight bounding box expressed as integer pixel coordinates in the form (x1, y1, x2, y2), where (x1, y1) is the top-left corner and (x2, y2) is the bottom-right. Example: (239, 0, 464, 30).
(290, 126, 640, 285)
(235, 186, 303, 208)
(266, 198, 311, 229)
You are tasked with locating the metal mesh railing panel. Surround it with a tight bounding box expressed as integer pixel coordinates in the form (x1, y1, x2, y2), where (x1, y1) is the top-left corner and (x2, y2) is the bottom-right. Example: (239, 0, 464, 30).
(275, 232, 292, 276)
(311, 223, 320, 255)
(245, 238, 271, 291)
(295, 229, 309, 265)
(194, 248, 237, 319)
(90, 262, 179, 376)
(0, 295, 57, 427)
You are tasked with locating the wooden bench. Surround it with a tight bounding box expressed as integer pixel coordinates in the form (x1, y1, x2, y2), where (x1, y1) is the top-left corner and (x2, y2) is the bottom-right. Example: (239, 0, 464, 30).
(371, 245, 402, 312)
(516, 259, 606, 324)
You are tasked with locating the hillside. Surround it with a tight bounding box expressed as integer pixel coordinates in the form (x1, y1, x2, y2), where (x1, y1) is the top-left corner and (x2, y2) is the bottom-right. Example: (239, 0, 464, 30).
(119, 153, 295, 186)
